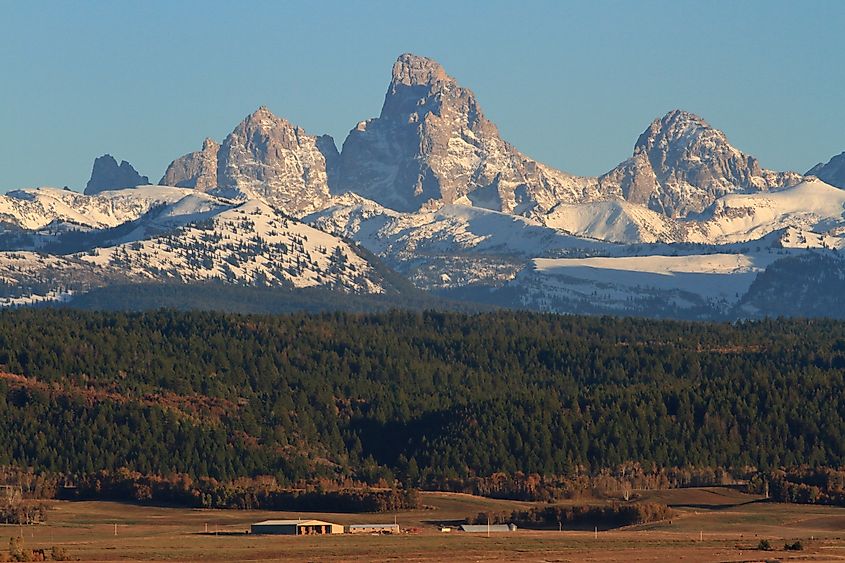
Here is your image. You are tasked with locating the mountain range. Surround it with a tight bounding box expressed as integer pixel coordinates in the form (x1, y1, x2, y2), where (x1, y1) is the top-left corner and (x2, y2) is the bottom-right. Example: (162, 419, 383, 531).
(1, 53, 844, 318)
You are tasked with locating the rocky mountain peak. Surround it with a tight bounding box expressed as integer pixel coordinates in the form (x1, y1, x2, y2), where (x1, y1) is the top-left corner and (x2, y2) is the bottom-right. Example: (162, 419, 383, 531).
(390, 53, 450, 87)
(807, 151, 845, 189)
(160, 108, 338, 215)
(241, 106, 290, 130)
(599, 109, 802, 217)
(201, 137, 217, 151)
(634, 110, 720, 156)
(215, 107, 338, 215)
(228, 106, 302, 146)
(84, 155, 149, 195)
(379, 53, 467, 123)
(339, 53, 597, 214)
(160, 138, 219, 190)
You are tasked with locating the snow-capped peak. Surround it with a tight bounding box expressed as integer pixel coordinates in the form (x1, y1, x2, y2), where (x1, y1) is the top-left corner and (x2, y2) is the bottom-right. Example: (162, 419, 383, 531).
(599, 109, 803, 218)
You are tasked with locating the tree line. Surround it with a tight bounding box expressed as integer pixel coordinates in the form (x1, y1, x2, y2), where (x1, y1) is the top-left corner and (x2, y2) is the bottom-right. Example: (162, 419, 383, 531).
(0, 309, 844, 497)
(469, 502, 674, 530)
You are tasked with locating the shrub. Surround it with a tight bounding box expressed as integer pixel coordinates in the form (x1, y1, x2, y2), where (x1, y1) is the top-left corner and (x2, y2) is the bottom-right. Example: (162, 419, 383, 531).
(757, 539, 771, 551)
(49, 546, 70, 561)
(784, 540, 803, 551)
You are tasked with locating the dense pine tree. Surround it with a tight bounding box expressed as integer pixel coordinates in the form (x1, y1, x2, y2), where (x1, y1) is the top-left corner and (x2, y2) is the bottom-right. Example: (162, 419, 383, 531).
(0, 309, 843, 486)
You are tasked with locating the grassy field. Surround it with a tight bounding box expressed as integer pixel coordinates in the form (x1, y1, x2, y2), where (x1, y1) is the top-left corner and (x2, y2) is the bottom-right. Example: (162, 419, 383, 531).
(2, 489, 845, 562)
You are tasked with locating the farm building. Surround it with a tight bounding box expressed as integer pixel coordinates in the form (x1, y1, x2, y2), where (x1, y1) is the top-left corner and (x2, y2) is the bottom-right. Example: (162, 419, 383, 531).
(459, 523, 517, 533)
(347, 523, 400, 534)
(250, 519, 344, 535)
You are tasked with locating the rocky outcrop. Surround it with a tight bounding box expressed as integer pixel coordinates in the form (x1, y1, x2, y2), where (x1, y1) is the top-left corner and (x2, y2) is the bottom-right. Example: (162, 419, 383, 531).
(160, 138, 219, 190)
(599, 110, 803, 217)
(161, 108, 338, 215)
(217, 107, 339, 214)
(807, 151, 845, 189)
(338, 53, 597, 215)
(84, 155, 149, 195)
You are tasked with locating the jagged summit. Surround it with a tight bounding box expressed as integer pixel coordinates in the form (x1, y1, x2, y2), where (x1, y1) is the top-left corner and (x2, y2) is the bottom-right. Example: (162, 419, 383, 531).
(160, 138, 219, 190)
(338, 53, 596, 214)
(599, 109, 802, 217)
(217, 107, 338, 213)
(380, 53, 463, 121)
(160, 107, 338, 215)
(240, 106, 290, 129)
(390, 53, 450, 86)
(633, 110, 711, 154)
(84, 155, 149, 195)
(807, 151, 845, 189)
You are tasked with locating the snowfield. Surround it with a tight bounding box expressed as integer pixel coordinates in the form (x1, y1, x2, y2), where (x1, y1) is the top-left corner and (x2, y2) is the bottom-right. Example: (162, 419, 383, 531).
(77, 199, 384, 293)
(536, 179, 845, 247)
(308, 195, 612, 258)
(542, 199, 701, 244)
(698, 179, 845, 243)
(0, 174, 842, 314)
(531, 252, 784, 302)
(0, 185, 200, 231)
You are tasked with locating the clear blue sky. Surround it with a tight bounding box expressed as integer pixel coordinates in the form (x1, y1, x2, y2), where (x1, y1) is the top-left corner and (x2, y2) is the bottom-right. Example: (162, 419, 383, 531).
(1, 0, 842, 191)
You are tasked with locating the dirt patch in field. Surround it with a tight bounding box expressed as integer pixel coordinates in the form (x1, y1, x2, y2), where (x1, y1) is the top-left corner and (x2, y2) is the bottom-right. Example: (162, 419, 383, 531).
(638, 487, 764, 508)
(786, 514, 845, 531)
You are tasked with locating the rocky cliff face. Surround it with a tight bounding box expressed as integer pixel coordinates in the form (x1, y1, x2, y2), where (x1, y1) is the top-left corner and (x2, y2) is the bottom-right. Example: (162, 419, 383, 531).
(84, 155, 149, 195)
(338, 53, 597, 215)
(160, 138, 219, 190)
(217, 107, 338, 214)
(154, 61, 808, 224)
(807, 151, 845, 189)
(599, 110, 802, 217)
(160, 108, 338, 215)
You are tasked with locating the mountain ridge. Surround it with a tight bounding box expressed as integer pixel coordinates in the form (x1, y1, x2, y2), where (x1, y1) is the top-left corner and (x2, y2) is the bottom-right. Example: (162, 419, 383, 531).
(337, 53, 599, 216)
(160, 107, 338, 215)
(85, 155, 150, 195)
(808, 151, 845, 189)
(598, 110, 803, 218)
(0, 52, 839, 319)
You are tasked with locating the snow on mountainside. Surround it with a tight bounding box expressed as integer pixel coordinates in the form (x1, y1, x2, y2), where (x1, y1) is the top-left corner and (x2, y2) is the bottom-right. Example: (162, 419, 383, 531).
(0, 186, 202, 231)
(598, 110, 802, 218)
(2, 51, 841, 318)
(509, 250, 793, 317)
(337, 53, 598, 215)
(774, 227, 845, 250)
(0, 188, 388, 304)
(306, 194, 613, 289)
(541, 179, 845, 246)
(103, 191, 235, 246)
(308, 194, 609, 258)
(0, 251, 121, 306)
(696, 178, 845, 244)
(542, 199, 702, 244)
(77, 199, 384, 293)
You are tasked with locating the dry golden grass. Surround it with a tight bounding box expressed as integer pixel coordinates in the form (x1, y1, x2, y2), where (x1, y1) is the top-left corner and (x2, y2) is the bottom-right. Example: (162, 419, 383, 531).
(1, 489, 844, 562)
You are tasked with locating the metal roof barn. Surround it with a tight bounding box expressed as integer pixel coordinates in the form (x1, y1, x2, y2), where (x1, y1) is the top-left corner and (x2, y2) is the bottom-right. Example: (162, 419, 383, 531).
(251, 519, 344, 535)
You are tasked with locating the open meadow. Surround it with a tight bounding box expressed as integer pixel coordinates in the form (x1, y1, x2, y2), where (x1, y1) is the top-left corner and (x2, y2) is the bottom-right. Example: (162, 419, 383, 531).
(2, 489, 845, 562)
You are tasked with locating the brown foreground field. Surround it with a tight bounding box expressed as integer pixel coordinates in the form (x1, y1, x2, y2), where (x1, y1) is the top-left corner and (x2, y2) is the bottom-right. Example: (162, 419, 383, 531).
(2, 489, 845, 562)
